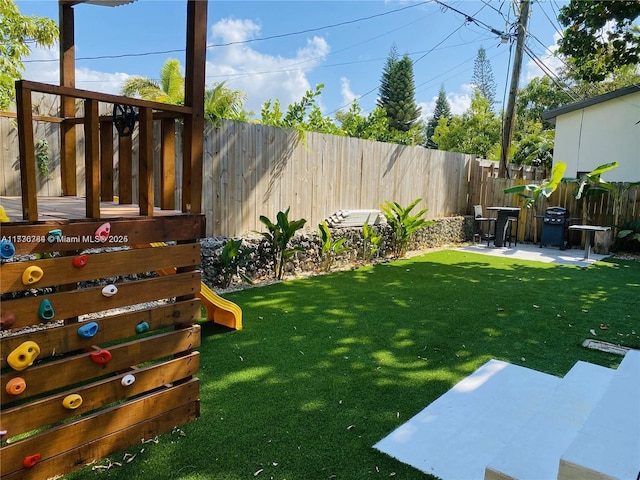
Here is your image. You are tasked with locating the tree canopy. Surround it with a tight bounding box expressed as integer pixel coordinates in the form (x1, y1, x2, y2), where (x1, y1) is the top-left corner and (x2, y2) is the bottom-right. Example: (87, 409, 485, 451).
(377, 46, 422, 133)
(471, 46, 497, 107)
(557, 0, 640, 82)
(0, 0, 58, 111)
(432, 90, 501, 159)
(424, 85, 451, 149)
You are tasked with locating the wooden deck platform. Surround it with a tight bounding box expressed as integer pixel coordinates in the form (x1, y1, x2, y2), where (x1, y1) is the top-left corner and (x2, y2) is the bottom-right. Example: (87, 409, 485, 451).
(1, 196, 184, 222)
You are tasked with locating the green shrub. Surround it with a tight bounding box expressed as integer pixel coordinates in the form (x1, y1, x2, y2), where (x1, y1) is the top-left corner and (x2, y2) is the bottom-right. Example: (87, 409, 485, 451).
(220, 238, 254, 288)
(318, 221, 350, 272)
(362, 221, 382, 262)
(258, 207, 307, 280)
(380, 198, 434, 257)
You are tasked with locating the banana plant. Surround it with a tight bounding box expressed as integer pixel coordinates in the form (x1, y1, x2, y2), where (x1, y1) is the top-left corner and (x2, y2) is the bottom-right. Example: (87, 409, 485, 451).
(379, 198, 434, 258)
(258, 207, 306, 280)
(318, 221, 350, 272)
(362, 221, 382, 262)
(503, 161, 567, 209)
(220, 238, 254, 288)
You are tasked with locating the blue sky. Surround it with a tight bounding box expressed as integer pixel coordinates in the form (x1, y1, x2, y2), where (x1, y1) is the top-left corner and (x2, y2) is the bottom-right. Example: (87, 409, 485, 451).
(17, 0, 568, 120)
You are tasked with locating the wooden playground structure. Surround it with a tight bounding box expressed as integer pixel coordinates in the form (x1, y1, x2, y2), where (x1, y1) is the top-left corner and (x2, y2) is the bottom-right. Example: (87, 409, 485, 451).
(0, 1, 216, 477)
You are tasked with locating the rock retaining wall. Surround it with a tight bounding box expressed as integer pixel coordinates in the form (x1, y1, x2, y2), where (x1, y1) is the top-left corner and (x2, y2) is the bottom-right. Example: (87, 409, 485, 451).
(200, 216, 474, 289)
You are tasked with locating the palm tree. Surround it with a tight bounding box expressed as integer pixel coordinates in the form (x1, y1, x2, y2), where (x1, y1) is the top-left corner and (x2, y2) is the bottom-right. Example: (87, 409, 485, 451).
(121, 58, 184, 105)
(121, 59, 249, 124)
(204, 81, 248, 125)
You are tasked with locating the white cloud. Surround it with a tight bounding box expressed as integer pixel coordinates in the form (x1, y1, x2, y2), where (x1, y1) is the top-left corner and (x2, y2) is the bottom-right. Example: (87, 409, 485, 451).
(339, 77, 356, 109)
(206, 18, 329, 116)
(526, 32, 563, 81)
(22, 43, 129, 95)
(420, 89, 472, 120)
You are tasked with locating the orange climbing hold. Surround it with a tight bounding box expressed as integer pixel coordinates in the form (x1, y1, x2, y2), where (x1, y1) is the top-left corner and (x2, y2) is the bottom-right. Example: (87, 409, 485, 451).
(5, 377, 26, 395)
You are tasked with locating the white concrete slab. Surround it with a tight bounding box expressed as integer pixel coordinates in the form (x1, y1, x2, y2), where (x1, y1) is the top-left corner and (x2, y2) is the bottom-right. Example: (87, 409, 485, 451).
(456, 243, 609, 266)
(484, 361, 615, 480)
(559, 350, 640, 480)
(374, 359, 561, 480)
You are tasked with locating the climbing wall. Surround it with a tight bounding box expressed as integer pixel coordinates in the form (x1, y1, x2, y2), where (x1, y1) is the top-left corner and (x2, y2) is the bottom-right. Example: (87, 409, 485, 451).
(0, 215, 204, 479)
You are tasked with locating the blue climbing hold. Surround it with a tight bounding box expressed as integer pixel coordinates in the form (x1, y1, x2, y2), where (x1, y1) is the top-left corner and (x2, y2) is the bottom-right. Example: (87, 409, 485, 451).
(78, 322, 99, 338)
(135, 321, 150, 334)
(0, 240, 15, 260)
(47, 229, 63, 243)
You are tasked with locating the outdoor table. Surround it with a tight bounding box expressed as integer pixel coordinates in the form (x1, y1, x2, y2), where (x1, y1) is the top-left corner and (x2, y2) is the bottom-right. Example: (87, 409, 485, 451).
(568, 225, 611, 259)
(486, 207, 520, 247)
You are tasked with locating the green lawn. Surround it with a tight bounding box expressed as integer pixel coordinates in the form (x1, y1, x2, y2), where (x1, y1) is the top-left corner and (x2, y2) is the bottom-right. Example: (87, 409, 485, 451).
(66, 249, 640, 480)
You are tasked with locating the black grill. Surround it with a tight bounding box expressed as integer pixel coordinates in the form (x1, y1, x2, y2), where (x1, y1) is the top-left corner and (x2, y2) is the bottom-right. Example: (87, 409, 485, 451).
(541, 206, 571, 248)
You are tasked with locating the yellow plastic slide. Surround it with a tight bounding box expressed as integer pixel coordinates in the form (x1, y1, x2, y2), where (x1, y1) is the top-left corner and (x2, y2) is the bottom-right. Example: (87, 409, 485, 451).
(197, 285, 242, 330)
(147, 243, 242, 330)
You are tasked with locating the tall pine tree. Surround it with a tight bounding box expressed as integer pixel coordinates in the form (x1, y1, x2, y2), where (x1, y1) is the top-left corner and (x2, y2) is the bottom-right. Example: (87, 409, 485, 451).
(425, 85, 452, 148)
(377, 46, 421, 132)
(471, 46, 497, 108)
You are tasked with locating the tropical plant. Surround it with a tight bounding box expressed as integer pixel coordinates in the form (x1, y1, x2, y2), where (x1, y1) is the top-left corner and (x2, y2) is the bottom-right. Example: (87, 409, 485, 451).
(504, 161, 567, 209)
(258, 207, 307, 280)
(204, 82, 248, 125)
(0, 0, 58, 111)
(318, 221, 350, 272)
(617, 219, 640, 251)
(219, 238, 254, 288)
(361, 221, 382, 262)
(379, 198, 433, 258)
(35, 139, 50, 177)
(564, 162, 640, 238)
(121, 58, 185, 105)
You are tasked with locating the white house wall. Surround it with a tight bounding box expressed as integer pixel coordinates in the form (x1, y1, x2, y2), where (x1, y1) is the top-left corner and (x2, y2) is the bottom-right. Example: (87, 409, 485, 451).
(553, 91, 640, 182)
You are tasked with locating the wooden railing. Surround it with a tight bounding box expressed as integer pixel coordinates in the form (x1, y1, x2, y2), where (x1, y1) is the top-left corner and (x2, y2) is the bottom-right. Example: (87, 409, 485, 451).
(14, 80, 192, 221)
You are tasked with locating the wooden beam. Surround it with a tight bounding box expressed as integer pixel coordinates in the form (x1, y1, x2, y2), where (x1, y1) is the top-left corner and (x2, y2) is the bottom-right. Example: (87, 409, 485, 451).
(100, 120, 114, 201)
(182, 0, 207, 214)
(15, 83, 38, 221)
(84, 98, 100, 218)
(161, 118, 176, 209)
(118, 135, 133, 204)
(19, 80, 192, 114)
(59, 1, 77, 195)
(138, 106, 154, 216)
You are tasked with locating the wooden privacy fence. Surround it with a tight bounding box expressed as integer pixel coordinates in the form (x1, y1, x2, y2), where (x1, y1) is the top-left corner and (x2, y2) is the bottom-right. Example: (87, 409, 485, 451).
(3, 111, 639, 241)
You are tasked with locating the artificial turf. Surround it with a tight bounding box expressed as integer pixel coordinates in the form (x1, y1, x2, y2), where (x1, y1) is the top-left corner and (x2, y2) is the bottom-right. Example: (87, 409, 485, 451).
(65, 249, 640, 480)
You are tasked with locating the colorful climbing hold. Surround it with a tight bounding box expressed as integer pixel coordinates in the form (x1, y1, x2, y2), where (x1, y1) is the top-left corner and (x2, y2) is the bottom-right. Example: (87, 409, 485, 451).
(46, 229, 63, 243)
(0, 239, 15, 260)
(135, 321, 150, 334)
(5, 377, 26, 395)
(7, 341, 40, 371)
(90, 349, 112, 365)
(23, 454, 41, 468)
(62, 394, 83, 410)
(102, 284, 118, 297)
(72, 254, 88, 268)
(78, 322, 99, 338)
(21, 265, 44, 285)
(0, 312, 16, 330)
(121, 374, 136, 387)
(38, 299, 55, 321)
(95, 222, 111, 243)
(0, 205, 9, 222)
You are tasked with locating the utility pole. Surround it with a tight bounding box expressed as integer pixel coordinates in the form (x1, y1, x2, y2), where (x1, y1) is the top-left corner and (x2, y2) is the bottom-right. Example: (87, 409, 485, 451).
(499, 0, 530, 179)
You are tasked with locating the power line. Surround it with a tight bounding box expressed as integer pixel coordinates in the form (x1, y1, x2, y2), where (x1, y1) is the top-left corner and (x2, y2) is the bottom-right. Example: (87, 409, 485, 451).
(24, 1, 434, 64)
